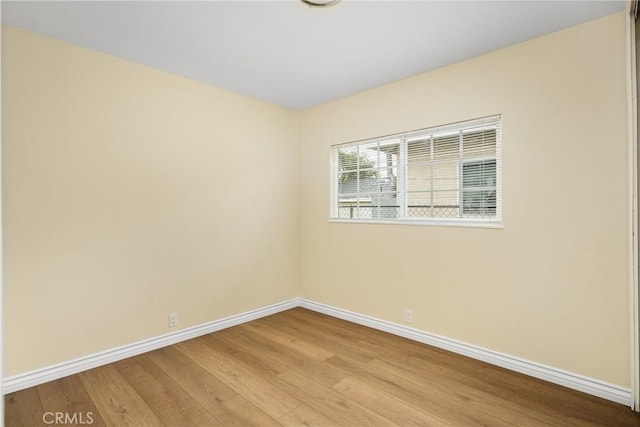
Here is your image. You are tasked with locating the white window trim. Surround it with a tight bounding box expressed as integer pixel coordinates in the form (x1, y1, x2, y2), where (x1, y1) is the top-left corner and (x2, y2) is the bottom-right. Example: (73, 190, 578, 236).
(328, 218, 504, 229)
(329, 115, 502, 229)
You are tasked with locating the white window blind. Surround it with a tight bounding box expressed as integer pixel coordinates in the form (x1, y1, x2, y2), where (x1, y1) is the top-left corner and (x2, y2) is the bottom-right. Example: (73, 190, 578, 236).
(330, 115, 501, 226)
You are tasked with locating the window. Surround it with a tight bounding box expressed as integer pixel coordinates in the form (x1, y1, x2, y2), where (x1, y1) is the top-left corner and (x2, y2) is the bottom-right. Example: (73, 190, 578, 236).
(330, 115, 501, 227)
(461, 160, 496, 216)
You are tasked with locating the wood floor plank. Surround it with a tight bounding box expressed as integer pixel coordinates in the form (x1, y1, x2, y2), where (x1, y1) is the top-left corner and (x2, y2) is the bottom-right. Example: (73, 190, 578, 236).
(278, 404, 343, 427)
(147, 346, 281, 427)
(275, 368, 398, 426)
(37, 375, 107, 427)
(286, 357, 351, 389)
(360, 325, 626, 423)
(6, 308, 640, 427)
(217, 324, 314, 372)
(382, 352, 632, 426)
(146, 346, 238, 408)
(269, 309, 375, 345)
(203, 330, 288, 376)
(294, 307, 639, 427)
(326, 352, 514, 426)
(332, 376, 452, 426)
(279, 308, 377, 340)
(258, 310, 382, 363)
(366, 357, 560, 427)
(215, 325, 350, 388)
(5, 387, 45, 427)
(114, 355, 220, 426)
(242, 321, 335, 361)
(175, 338, 299, 419)
(220, 396, 284, 427)
(78, 365, 162, 426)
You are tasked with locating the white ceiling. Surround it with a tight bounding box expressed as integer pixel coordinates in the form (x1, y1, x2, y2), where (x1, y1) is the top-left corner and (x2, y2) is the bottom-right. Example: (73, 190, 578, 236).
(2, 1, 626, 110)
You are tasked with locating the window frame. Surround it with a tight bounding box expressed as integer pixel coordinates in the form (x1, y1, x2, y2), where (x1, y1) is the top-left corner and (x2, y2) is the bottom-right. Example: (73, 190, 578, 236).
(329, 115, 502, 229)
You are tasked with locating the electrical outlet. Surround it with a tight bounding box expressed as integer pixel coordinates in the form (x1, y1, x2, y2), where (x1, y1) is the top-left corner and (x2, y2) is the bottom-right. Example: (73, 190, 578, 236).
(404, 309, 413, 323)
(169, 312, 178, 328)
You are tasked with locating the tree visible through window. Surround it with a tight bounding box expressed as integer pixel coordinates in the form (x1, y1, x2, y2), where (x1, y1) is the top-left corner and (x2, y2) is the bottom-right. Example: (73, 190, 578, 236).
(330, 116, 501, 225)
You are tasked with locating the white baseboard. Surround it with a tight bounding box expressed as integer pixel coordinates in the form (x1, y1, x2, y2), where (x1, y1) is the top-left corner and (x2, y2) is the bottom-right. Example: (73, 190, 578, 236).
(3, 296, 633, 408)
(2, 298, 299, 394)
(299, 299, 633, 408)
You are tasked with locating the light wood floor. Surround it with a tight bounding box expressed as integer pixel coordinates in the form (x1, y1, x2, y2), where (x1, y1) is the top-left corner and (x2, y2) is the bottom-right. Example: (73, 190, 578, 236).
(5, 308, 640, 426)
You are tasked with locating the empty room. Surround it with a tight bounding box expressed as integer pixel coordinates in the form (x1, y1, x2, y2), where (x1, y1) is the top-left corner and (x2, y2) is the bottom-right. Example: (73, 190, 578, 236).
(3, 0, 640, 425)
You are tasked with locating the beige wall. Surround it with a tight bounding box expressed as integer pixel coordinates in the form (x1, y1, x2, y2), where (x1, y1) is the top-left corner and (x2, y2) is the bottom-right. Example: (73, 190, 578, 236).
(2, 26, 300, 376)
(3, 11, 632, 390)
(300, 12, 630, 386)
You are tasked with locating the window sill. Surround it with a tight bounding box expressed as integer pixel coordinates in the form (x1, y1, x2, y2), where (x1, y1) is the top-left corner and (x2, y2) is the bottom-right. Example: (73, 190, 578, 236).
(328, 218, 503, 229)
